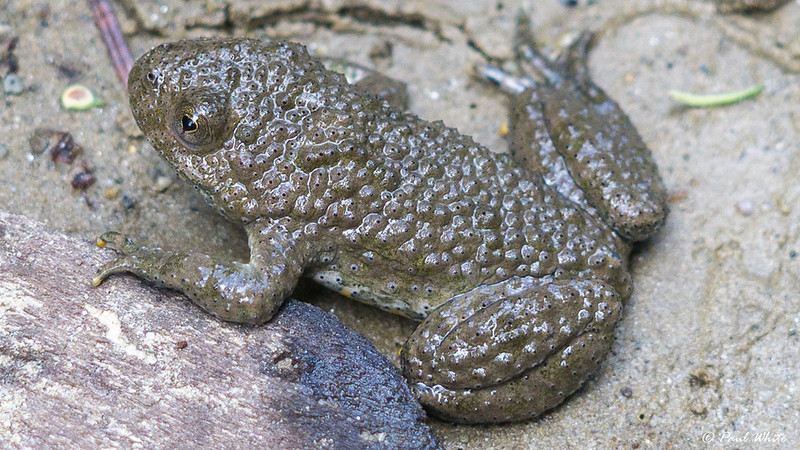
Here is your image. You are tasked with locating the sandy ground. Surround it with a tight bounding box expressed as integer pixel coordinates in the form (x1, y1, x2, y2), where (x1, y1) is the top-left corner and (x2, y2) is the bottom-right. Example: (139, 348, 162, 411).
(1, 0, 799, 448)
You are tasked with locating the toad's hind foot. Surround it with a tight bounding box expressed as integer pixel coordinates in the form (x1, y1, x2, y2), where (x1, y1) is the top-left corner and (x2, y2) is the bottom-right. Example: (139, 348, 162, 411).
(411, 329, 614, 423)
(401, 276, 622, 424)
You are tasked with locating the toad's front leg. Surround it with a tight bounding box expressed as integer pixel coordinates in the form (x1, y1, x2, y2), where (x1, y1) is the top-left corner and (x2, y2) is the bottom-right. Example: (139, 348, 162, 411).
(401, 275, 622, 424)
(92, 220, 309, 324)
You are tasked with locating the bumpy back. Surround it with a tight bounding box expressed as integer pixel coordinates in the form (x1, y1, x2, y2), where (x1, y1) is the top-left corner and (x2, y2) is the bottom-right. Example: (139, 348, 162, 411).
(128, 38, 631, 311)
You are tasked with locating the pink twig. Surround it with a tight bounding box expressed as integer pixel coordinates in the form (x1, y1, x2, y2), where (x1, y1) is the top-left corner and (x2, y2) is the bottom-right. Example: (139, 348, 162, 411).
(89, 0, 133, 86)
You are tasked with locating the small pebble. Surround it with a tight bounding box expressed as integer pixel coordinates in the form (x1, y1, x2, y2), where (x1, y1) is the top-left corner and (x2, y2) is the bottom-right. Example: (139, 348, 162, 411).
(776, 195, 791, 215)
(499, 122, 509, 137)
(558, 0, 597, 6)
(757, 389, 774, 402)
(121, 195, 136, 210)
(620, 386, 634, 398)
(2, 73, 24, 95)
(153, 175, 173, 193)
(104, 185, 121, 200)
(71, 168, 96, 191)
(0, 144, 8, 159)
(735, 200, 755, 216)
(29, 128, 82, 163)
(368, 41, 393, 61)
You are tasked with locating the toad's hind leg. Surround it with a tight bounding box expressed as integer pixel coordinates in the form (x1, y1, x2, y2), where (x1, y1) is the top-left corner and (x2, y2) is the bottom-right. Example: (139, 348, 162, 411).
(480, 16, 669, 242)
(401, 275, 622, 423)
(519, 15, 669, 242)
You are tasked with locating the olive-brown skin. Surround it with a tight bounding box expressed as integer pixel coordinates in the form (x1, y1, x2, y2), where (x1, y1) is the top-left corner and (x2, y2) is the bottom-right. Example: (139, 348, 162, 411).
(94, 20, 668, 424)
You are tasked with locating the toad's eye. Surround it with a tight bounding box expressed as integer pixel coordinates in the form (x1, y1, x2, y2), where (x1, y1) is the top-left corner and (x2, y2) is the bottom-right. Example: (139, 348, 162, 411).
(181, 115, 198, 133)
(171, 106, 212, 150)
(168, 89, 231, 153)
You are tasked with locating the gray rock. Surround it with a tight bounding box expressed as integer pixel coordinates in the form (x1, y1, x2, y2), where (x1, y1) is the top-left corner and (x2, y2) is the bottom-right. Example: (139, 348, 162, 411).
(0, 211, 438, 449)
(2, 73, 23, 96)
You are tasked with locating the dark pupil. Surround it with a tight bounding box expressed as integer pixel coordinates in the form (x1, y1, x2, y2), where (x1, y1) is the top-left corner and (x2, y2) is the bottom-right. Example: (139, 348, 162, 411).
(181, 115, 198, 132)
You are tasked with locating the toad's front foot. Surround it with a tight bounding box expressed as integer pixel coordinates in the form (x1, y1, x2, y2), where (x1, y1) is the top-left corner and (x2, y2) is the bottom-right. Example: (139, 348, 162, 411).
(92, 231, 184, 287)
(92, 228, 304, 324)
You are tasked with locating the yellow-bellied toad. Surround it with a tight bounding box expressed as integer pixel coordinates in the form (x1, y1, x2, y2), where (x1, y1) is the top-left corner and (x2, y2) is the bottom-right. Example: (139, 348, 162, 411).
(94, 17, 668, 423)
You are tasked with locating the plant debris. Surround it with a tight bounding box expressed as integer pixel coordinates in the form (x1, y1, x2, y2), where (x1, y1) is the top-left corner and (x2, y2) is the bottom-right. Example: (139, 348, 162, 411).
(61, 84, 105, 110)
(89, 0, 133, 85)
(0, 36, 18, 74)
(29, 128, 83, 164)
(669, 84, 764, 107)
(71, 162, 96, 191)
